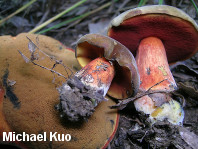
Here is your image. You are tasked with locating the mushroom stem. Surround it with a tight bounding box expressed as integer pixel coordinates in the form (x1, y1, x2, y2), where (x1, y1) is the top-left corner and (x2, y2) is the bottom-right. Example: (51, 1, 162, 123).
(136, 37, 177, 92)
(134, 37, 184, 124)
(75, 57, 115, 97)
(134, 37, 177, 114)
(58, 57, 115, 121)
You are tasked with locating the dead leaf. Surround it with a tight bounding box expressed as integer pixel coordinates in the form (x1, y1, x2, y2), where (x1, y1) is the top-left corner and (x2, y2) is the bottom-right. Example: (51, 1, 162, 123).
(177, 82, 198, 100)
(9, 16, 30, 27)
(88, 19, 110, 35)
(27, 36, 37, 54)
(179, 127, 198, 149)
(170, 62, 198, 76)
(18, 50, 30, 63)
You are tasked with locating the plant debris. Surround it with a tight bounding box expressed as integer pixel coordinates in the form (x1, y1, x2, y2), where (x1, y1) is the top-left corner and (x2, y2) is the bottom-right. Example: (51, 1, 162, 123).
(2, 69, 20, 108)
(1, 0, 198, 148)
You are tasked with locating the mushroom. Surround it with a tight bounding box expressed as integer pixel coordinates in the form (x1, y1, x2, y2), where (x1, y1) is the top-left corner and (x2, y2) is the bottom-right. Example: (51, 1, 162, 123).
(58, 33, 140, 121)
(108, 5, 198, 124)
(0, 33, 119, 148)
(0, 86, 11, 139)
(76, 34, 140, 99)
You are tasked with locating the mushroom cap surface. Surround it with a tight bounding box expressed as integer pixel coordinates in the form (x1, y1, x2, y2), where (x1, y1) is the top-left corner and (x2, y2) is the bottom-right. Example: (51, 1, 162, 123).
(108, 5, 198, 63)
(0, 33, 119, 149)
(76, 33, 140, 99)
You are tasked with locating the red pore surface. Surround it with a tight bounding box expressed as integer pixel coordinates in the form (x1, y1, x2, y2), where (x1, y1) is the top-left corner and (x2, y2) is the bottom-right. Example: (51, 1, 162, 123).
(108, 14, 198, 63)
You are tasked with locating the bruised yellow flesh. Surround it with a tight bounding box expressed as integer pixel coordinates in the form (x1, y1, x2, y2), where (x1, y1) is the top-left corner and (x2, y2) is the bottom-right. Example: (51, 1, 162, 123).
(0, 33, 119, 149)
(151, 99, 184, 125)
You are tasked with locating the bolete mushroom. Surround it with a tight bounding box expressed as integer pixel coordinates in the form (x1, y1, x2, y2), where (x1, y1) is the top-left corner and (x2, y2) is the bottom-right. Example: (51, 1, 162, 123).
(76, 34, 140, 99)
(58, 33, 140, 121)
(108, 5, 198, 124)
(0, 33, 119, 148)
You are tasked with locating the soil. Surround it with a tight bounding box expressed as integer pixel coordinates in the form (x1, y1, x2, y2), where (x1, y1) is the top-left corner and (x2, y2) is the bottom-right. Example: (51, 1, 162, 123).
(0, 0, 198, 149)
(57, 76, 101, 122)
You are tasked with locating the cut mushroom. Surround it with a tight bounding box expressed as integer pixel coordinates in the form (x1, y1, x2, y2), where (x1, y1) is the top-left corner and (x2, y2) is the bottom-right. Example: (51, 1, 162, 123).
(108, 5, 198, 125)
(75, 57, 115, 98)
(0, 33, 119, 148)
(75, 34, 140, 99)
(57, 34, 140, 121)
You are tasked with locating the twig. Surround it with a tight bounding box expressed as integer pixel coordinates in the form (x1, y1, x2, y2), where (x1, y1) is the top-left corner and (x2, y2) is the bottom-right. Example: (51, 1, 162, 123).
(27, 36, 74, 78)
(122, 116, 145, 127)
(110, 79, 169, 110)
(28, 0, 88, 33)
(35, 0, 53, 26)
(0, 6, 13, 15)
(110, 90, 170, 110)
(18, 36, 74, 81)
(31, 61, 67, 79)
(58, 19, 82, 33)
(35, 9, 50, 26)
(137, 130, 148, 142)
(0, 0, 37, 25)
(146, 79, 167, 92)
(113, 0, 130, 16)
(18, 49, 67, 80)
(26, 36, 50, 58)
(28, 36, 73, 78)
(37, 14, 84, 34)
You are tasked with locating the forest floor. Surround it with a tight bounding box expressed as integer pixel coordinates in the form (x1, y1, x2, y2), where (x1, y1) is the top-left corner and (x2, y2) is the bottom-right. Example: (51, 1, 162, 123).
(0, 0, 198, 148)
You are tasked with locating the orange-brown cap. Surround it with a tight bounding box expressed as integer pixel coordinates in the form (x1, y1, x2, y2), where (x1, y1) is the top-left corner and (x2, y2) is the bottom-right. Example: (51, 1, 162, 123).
(0, 33, 119, 148)
(76, 33, 140, 99)
(108, 5, 198, 63)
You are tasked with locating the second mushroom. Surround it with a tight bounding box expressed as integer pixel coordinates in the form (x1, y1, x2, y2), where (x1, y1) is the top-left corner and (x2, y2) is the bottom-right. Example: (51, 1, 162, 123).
(108, 5, 198, 125)
(58, 34, 140, 121)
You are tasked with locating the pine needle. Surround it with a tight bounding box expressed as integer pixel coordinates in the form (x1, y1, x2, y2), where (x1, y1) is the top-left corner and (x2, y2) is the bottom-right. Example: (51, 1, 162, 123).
(37, 1, 113, 34)
(138, 0, 147, 7)
(190, 0, 198, 15)
(28, 0, 88, 33)
(158, 0, 164, 5)
(0, 0, 37, 25)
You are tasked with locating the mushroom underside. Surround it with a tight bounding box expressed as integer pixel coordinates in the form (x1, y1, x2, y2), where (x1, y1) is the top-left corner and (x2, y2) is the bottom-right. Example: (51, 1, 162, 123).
(109, 14, 198, 63)
(76, 35, 140, 99)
